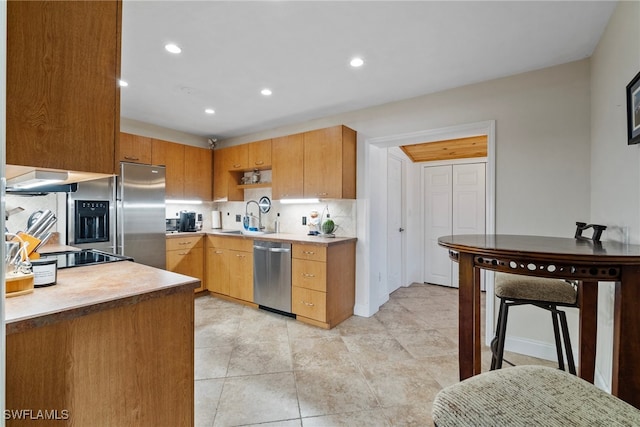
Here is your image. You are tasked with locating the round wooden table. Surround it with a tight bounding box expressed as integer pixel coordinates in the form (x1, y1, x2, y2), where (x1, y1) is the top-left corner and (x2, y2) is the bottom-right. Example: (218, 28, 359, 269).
(438, 234, 640, 409)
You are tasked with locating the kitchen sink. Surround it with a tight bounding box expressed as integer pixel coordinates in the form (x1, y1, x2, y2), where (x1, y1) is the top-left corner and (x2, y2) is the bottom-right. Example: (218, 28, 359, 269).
(218, 230, 243, 235)
(218, 229, 275, 236)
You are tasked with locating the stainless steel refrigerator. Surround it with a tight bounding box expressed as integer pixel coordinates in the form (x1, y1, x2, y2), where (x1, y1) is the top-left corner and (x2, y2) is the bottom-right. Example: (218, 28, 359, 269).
(68, 162, 166, 269)
(116, 162, 166, 269)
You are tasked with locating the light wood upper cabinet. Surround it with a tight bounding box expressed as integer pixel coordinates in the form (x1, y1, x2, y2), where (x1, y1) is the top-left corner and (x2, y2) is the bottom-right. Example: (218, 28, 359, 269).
(151, 139, 212, 201)
(6, 0, 121, 174)
(227, 144, 249, 170)
(152, 139, 185, 200)
(272, 133, 304, 199)
(213, 148, 230, 201)
(247, 139, 272, 169)
(119, 132, 152, 165)
(303, 125, 357, 199)
(212, 147, 243, 202)
(184, 145, 212, 201)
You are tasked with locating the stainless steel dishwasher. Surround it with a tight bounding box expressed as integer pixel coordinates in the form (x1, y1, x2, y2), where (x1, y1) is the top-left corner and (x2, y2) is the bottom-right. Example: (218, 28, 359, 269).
(253, 240, 293, 315)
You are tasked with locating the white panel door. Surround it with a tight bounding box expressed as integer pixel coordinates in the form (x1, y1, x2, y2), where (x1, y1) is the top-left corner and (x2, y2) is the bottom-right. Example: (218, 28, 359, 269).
(451, 163, 486, 287)
(387, 154, 405, 293)
(424, 163, 486, 288)
(424, 166, 453, 286)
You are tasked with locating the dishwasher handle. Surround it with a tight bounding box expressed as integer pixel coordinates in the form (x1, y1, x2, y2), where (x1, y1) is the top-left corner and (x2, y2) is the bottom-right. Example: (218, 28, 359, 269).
(254, 245, 291, 253)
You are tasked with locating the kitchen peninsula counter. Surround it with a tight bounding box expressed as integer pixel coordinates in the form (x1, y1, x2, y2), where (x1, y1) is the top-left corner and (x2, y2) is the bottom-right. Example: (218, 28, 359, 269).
(5, 261, 198, 426)
(5, 260, 199, 334)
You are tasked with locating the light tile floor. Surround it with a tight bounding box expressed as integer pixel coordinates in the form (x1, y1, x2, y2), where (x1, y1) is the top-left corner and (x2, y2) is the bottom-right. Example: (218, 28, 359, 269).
(195, 283, 555, 426)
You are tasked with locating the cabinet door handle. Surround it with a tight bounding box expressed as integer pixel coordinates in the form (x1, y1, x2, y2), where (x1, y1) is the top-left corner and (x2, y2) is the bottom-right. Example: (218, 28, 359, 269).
(232, 163, 241, 168)
(215, 250, 224, 254)
(124, 156, 140, 161)
(303, 251, 315, 255)
(301, 300, 315, 307)
(254, 160, 264, 165)
(178, 241, 192, 245)
(303, 273, 315, 278)
(236, 254, 245, 258)
(178, 252, 189, 256)
(318, 192, 328, 196)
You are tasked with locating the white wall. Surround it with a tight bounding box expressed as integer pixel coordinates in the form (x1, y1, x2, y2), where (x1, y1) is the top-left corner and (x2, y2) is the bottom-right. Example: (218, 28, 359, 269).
(121, 117, 209, 148)
(589, 0, 640, 392)
(221, 60, 592, 355)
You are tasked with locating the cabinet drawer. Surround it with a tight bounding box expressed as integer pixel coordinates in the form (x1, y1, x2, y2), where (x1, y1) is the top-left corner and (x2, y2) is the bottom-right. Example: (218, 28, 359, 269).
(167, 236, 203, 251)
(207, 235, 253, 252)
(292, 244, 326, 262)
(292, 259, 326, 292)
(292, 286, 326, 323)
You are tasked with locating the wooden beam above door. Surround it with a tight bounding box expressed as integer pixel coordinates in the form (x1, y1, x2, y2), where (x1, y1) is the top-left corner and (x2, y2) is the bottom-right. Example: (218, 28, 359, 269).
(400, 135, 487, 163)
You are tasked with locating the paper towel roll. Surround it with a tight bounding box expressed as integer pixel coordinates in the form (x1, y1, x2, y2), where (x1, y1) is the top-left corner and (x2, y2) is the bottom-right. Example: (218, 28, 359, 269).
(211, 211, 222, 229)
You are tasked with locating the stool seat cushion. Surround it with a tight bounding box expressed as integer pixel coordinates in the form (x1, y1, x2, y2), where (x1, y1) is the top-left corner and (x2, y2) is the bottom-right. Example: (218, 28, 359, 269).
(432, 365, 640, 426)
(495, 272, 577, 304)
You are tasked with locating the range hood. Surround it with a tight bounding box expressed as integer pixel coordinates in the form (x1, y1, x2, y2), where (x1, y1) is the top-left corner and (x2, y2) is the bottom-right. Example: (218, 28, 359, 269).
(6, 170, 69, 190)
(5, 165, 113, 194)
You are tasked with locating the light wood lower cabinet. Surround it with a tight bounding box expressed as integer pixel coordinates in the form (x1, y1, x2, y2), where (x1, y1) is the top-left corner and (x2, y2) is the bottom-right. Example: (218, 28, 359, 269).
(166, 235, 205, 292)
(292, 241, 356, 329)
(6, 287, 194, 426)
(204, 235, 356, 328)
(206, 236, 254, 304)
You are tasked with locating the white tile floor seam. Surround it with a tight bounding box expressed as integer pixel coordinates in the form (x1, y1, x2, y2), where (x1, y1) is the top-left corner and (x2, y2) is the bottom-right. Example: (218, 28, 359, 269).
(195, 283, 556, 426)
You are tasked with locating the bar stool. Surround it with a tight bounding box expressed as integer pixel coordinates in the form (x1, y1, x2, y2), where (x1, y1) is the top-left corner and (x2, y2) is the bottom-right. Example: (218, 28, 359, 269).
(490, 272, 578, 374)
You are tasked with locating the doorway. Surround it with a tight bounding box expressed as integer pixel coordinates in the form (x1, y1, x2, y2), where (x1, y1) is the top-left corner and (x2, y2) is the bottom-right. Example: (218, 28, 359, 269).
(363, 120, 496, 345)
(387, 152, 406, 294)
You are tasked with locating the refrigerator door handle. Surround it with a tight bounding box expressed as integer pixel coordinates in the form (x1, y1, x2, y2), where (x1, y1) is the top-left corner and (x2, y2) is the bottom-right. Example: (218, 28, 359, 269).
(116, 175, 124, 256)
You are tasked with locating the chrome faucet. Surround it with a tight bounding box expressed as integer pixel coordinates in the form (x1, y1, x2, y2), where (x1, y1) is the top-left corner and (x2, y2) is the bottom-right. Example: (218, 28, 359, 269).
(245, 200, 263, 230)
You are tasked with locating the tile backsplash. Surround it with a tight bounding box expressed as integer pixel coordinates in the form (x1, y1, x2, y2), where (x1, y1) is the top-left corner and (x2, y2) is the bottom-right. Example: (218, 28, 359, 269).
(170, 188, 356, 237)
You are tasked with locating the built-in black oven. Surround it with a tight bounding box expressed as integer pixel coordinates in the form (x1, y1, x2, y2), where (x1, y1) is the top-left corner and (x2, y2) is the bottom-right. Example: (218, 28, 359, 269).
(74, 200, 110, 244)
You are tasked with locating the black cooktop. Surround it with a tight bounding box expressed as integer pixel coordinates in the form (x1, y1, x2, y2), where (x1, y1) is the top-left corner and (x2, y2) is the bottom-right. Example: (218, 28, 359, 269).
(39, 249, 133, 269)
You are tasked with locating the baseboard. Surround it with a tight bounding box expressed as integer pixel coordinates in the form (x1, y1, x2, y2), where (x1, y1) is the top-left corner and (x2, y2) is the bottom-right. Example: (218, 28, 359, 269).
(504, 336, 577, 364)
(353, 303, 374, 317)
(594, 367, 611, 393)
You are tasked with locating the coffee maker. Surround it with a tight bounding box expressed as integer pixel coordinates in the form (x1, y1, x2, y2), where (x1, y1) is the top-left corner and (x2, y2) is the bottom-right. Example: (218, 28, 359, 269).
(178, 211, 196, 232)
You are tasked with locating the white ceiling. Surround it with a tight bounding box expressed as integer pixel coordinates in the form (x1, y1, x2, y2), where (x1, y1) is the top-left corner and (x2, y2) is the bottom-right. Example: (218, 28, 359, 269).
(120, 1, 616, 140)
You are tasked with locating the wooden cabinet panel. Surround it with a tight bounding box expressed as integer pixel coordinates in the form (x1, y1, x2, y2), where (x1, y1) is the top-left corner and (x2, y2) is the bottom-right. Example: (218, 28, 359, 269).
(228, 249, 253, 302)
(292, 259, 327, 292)
(167, 235, 203, 251)
(166, 236, 204, 292)
(205, 236, 253, 301)
(7, 287, 194, 426)
(212, 147, 243, 201)
(248, 139, 272, 169)
(292, 244, 327, 262)
(292, 241, 355, 329)
(213, 148, 229, 201)
(6, 0, 121, 174)
(292, 286, 327, 323)
(206, 247, 230, 295)
(272, 134, 304, 199)
(303, 125, 356, 199)
(119, 132, 152, 165)
(152, 139, 185, 199)
(184, 145, 212, 201)
(227, 144, 249, 170)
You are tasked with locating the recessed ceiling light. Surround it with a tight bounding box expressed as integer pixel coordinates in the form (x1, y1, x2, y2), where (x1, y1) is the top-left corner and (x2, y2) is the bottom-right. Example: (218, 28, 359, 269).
(350, 57, 364, 68)
(261, 88, 272, 96)
(118, 79, 128, 87)
(205, 108, 215, 114)
(165, 43, 182, 54)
